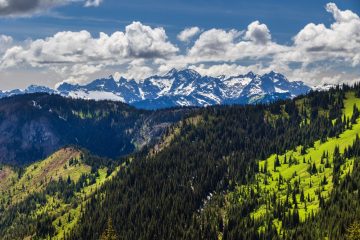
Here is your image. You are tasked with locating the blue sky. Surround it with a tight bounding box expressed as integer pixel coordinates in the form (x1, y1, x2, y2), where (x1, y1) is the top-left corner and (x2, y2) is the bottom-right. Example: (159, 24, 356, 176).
(2, 0, 359, 42)
(0, 0, 360, 89)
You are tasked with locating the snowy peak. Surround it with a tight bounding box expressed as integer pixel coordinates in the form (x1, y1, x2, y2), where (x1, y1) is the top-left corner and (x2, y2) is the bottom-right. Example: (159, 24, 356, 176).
(1, 69, 311, 109)
(164, 68, 178, 77)
(239, 71, 311, 104)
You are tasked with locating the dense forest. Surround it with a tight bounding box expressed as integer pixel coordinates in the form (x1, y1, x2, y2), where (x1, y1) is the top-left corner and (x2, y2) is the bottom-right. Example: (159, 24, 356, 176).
(68, 85, 360, 240)
(0, 93, 192, 165)
(2, 85, 360, 239)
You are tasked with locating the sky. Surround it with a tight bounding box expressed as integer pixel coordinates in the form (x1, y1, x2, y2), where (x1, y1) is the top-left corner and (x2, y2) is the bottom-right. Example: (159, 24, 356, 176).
(0, 0, 359, 90)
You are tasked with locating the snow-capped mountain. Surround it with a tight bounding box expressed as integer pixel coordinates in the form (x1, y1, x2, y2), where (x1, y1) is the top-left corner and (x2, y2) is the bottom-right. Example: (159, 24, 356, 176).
(0, 85, 56, 98)
(0, 69, 311, 109)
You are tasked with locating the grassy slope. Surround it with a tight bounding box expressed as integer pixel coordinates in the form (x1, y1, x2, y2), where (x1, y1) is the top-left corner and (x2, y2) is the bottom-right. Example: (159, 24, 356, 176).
(0, 147, 120, 239)
(228, 92, 360, 234)
(0, 147, 90, 206)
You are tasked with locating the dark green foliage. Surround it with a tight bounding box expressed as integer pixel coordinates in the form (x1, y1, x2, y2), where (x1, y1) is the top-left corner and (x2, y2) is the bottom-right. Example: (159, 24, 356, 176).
(0, 93, 192, 165)
(286, 157, 360, 239)
(68, 86, 351, 240)
(0, 165, 104, 239)
(100, 218, 119, 240)
(3, 86, 360, 240)
(345, 222, 360, 240)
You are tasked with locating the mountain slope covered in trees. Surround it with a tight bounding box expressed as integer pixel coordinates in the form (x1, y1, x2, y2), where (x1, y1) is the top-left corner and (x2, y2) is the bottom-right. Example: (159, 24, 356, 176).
(0, 93, 192, 165)
(68, 86, 360, 239)
(0, 146, 121, 240)
(2, 86, 360, 239)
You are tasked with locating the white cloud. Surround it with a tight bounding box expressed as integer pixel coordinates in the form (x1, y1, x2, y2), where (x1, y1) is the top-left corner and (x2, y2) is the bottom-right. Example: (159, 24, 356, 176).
(326, 2, 359, 23)
(0, 22, 178, 70)
(0, 34, 13, 53)
(0, 22, 177, 85)
(1, 3, 360, 88)
(188, 28, 241, 59)
(59, 75, 89, 86)
(288, 2, 360, 66)
(177, 27, 201, 42)
(186, 23, 285, 63)
(244, 20, 271, 44)
(0, 0, 9, 8)
(122, 59, 155, 81)
(84, 0, 102, 7)
(125, 22, 178, 58)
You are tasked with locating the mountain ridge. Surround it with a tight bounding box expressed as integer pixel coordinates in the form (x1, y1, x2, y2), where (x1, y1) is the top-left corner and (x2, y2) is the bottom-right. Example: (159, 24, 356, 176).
(0, 69, 311, 109)
(0, 93, 191, 165)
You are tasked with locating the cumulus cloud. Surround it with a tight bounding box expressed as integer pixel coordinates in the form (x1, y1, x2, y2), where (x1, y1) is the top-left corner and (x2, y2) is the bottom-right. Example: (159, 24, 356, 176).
(188, 29, 241, 59)
(326, 2, 359, 23)
(288, 2, 360, 66)
(1, 3, 360, 88)
(186, 23, 285, 63)
(0, 21, 178, 70)
(244, 21, 271, 44)
(0, 34, 13, 53)
(177, 27, 201, 42)
(125, 22, 178, 58)
(122, 59, 155, 81)
(0, 22, 178, 85)
(0, 0, 102, 17)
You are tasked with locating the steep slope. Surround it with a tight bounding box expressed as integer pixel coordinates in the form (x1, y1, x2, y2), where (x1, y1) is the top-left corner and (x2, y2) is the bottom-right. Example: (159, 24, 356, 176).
(2, 86, 359, 240)
(219, 91, 360, 239)
(68, 86, 349, 240)
(0, 93, 191, 165)
(0, 147, 89, 206)
(0, 146, 120, 240)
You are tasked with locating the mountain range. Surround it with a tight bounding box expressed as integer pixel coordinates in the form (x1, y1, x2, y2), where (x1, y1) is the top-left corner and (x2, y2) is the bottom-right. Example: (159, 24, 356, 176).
(0, 69, 311, 109)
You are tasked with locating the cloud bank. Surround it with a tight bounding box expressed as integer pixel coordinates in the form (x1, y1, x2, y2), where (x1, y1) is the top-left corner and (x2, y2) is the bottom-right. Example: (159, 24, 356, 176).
(0, 2, 359, 87)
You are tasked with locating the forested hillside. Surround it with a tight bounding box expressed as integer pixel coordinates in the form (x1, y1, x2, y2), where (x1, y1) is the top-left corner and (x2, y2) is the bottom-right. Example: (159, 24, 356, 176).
(68, 85, 360, 240)
(2, 86, 360, 239)
(0, 93, 191, 165)
(0, 147, 121, 240)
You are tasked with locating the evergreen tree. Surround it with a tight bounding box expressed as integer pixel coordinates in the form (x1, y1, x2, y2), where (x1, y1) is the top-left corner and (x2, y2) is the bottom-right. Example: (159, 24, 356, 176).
(100, 218, 119, 240)
(345, 222, 360, 240)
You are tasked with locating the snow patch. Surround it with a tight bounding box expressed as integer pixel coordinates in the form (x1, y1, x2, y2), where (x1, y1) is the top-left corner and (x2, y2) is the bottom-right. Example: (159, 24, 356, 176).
(68, 90, 125, 102)
(274, 87, 289, 93)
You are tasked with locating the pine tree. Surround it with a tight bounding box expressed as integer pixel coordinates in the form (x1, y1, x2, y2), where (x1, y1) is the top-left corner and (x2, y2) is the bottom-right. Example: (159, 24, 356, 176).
(274, 155, 281, 170)
(300, 189, 305, 202)
(311, 163, 318, 175)
(100, 218, 119, 240)
(346, 221, 360, 240)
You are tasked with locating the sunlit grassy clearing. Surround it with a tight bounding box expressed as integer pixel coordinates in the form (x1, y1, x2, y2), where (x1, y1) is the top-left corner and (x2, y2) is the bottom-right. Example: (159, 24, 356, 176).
(231, 92, 360, 234)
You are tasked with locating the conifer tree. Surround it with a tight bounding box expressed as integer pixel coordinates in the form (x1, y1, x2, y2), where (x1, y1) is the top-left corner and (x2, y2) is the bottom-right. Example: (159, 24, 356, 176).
(346, 222, 360, 240)
(100, 218, 119, 240)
